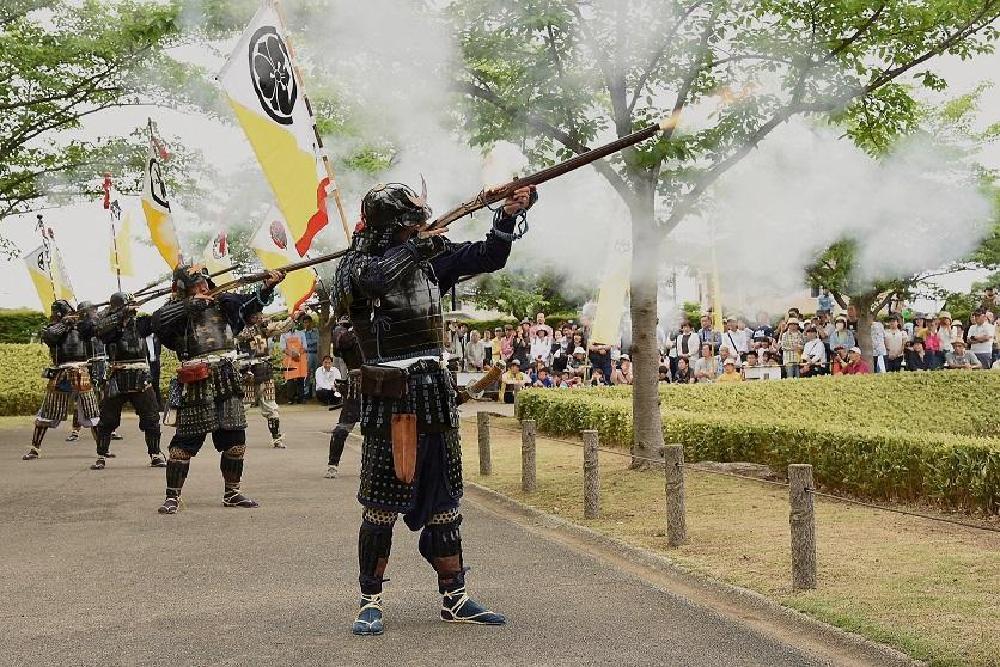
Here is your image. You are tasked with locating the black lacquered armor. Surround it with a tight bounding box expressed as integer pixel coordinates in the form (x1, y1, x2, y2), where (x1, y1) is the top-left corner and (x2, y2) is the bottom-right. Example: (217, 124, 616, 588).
(348, 264, 444, 363)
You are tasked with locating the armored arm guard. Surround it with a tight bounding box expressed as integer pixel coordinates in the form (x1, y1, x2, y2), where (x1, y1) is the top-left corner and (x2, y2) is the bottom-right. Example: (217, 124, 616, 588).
(351, 237, 446, 298)
(95, 309, 130, 343)
(40, 321, 71, 346)
(431, 209, 527, 292)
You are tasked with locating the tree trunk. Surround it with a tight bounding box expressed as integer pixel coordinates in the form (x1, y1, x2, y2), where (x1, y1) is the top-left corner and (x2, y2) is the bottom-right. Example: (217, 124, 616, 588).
(851, 293, 876, 369)
(628, 173, 664, 468)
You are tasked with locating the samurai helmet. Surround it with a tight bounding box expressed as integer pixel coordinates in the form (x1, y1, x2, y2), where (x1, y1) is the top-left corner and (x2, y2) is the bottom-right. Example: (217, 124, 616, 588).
(361, 179, 431, 234)
(172, 263, 215, 295)
(50, 299, 75, 320)
(108, 292, 130, 311)
(77, 300, 97, 317)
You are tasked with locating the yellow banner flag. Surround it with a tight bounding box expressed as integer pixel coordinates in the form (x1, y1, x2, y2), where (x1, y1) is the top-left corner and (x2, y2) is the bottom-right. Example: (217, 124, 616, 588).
(590, 239, 631, 346)
(109, 204, 135, 278)
(202, 231, 235, 283)
(251, 207, 316, 312)
(24, 244, 75, 309)
(141, 141, 182, 269)
(219, 4, 337, 256)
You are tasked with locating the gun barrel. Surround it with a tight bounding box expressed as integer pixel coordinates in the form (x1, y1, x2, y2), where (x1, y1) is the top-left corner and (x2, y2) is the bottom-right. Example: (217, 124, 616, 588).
(208, 248, 350, 296)
(428, 114, 678, 229)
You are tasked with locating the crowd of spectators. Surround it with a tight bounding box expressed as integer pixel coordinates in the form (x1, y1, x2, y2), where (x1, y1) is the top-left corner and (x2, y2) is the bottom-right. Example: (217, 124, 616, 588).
(441, 286, 1000, 401)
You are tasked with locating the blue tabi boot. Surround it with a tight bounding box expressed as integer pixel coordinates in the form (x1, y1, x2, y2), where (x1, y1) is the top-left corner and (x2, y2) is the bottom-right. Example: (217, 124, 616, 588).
(440, 586, 506, 625)
(352, 593, 384, 636)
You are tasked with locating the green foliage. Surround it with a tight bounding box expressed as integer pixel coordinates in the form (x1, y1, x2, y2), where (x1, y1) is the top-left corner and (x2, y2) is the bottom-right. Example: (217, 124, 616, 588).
(0, 309, 47, 343)
(682, 301, 702, 328)
(0, 0, 214, 242)
(0, 343, 50, 415)
(470, 271, 584, 320)
(0, 343, 179, 415)
(516, 373, 1000, 512)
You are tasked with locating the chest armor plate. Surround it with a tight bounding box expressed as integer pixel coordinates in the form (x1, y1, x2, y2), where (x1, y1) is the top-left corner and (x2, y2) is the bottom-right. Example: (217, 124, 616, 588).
(109, 321, 146, 362)
(55, 328, 88, 364)
(183, 305, 234, 359)
(352, 265, 444, 363)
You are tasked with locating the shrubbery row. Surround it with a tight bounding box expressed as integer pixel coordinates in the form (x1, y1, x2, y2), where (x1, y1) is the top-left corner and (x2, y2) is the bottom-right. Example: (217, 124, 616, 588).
(515, 375, 1000, 513)
(0, 344, 180, 416)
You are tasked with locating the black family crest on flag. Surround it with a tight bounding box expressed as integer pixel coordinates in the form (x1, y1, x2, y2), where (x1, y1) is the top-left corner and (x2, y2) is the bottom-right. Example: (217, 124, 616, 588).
(249, 25, 297, 125)
(148, 157, 170, 210)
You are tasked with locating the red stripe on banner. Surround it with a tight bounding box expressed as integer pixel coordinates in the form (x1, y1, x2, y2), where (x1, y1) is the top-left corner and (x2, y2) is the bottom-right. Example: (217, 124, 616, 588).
(292, 275, 317, 312)
(294, 177, 331, 257)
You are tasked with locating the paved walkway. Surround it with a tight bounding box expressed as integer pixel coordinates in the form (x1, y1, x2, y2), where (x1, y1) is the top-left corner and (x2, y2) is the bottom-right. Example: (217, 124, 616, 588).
(1, 406, 826, 666)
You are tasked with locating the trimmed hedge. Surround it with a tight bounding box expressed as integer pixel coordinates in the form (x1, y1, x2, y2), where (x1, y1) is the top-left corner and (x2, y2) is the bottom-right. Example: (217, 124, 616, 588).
(515, 374, 1000, 512)
(0, 310, 47, 344)
(0, 343, 180, 416)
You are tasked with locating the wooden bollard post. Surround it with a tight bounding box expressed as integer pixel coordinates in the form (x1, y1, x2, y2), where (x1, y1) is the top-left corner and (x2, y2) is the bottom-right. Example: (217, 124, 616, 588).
(521, 419, 537, 493)
(583, 430, 599, 519)
(663, 445, 687, 547)
(477, 412, 492, 477)
(788, 464, 817, 589)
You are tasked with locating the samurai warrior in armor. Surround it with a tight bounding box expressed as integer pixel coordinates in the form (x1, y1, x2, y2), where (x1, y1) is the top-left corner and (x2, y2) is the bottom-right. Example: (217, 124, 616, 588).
(23, 300, 101, 460)
(65, 301, 122, 447)
(148, 263, 285, 514)
(236, 309, 301, 448)
(326, 315, 361, 479)
(335, 180, 537, 635)
(90, 293, 166, 471)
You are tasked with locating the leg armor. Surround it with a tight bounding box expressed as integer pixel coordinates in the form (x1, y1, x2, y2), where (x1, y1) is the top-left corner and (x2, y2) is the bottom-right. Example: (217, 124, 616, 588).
(420, 510, 505, 626)
(23, 424, 47, 459)
(354, 508, 395, 636)
(267, 416, 284, 448)
(91, 429, 111, 470)
(329, 423, 351, 467)
(159, 446, 192, 514)
(358, 508, 395, 594)
(419, 509, 464, 593)
(220, 444, 258, 508)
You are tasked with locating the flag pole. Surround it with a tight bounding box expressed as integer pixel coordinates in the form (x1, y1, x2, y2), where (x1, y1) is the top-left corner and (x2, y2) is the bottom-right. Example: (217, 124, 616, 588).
(104, 173, 123, 291)
(35, 214, 58, 303)
(269, 0, 352, 245)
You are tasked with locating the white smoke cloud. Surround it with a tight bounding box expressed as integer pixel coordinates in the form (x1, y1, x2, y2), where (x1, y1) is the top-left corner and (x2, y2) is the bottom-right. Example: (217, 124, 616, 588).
(678, 119, 994, 313)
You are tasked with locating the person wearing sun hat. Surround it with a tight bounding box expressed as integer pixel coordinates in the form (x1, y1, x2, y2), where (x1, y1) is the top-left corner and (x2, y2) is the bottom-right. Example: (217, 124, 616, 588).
(843, 347, 871, 374)
(716, 357, 743, 383)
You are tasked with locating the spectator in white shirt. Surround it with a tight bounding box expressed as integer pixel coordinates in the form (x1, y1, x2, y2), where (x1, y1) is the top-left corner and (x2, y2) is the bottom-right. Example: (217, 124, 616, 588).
(530, 327, 553, 366)
(465, 330, 486, 371)
(672, 322, 700, 365)
(800, 326, 828, 377)
(967, 310, 995, 368)
(883, 316, 908, 372)
(870, 320, 887, 373)
(314, 355, 342, 408)
(722, 317, 750, 359)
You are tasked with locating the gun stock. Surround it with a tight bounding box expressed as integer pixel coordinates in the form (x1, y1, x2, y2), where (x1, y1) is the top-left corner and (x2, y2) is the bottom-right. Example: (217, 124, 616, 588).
(428, 113, 679, 230)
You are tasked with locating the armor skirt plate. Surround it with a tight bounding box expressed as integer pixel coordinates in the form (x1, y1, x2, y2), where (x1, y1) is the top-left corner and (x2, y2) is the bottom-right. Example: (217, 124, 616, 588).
(175, 359, 247, 437)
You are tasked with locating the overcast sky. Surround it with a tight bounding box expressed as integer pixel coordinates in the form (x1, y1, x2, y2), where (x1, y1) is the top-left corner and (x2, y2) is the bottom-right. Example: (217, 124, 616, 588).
(2, 13, 999, 312)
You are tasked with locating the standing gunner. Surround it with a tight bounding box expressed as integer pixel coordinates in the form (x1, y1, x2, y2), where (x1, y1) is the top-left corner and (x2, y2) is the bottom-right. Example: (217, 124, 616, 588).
(335, 181, 537, 635)
(90, 293, 166, 471)
(23, 300, 101, 460)
(236, 308, 302, 449)
(148, 264, 285, 514)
